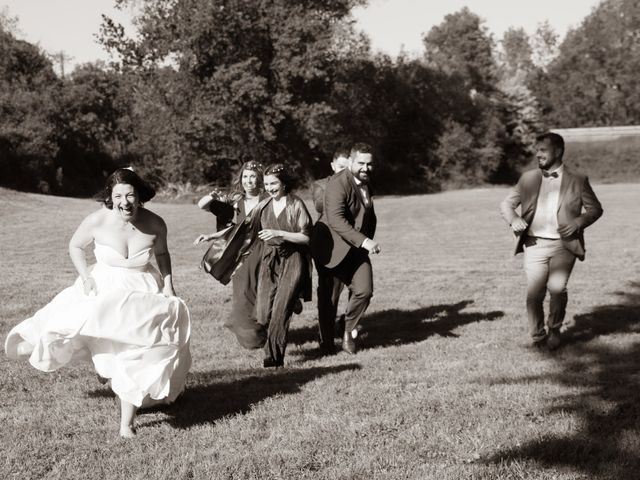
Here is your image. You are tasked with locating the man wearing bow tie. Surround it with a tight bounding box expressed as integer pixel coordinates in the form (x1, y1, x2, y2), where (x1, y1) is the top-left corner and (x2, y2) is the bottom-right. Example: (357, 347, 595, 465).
(311, 143, 379, 354)
(500, 132, 603, 350)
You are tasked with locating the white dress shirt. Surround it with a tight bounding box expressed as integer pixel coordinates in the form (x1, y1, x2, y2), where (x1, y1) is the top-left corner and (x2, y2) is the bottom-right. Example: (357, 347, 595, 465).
(352, 176, 372, 248)
(353, 176, 370, 206)
(529, 165, 563, 239)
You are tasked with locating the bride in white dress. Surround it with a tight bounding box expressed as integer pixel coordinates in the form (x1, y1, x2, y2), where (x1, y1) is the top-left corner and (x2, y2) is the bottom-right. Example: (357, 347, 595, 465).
(4, 168, 191, 438)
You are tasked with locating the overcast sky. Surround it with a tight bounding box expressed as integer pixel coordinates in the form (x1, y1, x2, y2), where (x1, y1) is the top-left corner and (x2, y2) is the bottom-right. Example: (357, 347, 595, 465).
(2, 0, 602, 69)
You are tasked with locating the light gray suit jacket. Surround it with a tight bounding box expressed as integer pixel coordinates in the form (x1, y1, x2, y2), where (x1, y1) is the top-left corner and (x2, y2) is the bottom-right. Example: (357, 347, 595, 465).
(500, 167, 603, 261)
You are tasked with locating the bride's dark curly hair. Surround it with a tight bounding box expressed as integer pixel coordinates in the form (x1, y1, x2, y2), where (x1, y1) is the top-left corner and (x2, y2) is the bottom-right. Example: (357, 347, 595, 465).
(98, 168, 156, 209)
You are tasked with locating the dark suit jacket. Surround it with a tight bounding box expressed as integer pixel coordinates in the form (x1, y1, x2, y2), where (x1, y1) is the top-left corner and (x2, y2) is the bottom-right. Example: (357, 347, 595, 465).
(312, 177, 329, 218)
(500, 167, 603, 261)
(311, 169, 377, 268)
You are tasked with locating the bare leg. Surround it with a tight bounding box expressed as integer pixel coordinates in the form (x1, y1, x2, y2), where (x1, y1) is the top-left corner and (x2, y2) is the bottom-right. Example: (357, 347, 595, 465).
(118, 397, 138, 438)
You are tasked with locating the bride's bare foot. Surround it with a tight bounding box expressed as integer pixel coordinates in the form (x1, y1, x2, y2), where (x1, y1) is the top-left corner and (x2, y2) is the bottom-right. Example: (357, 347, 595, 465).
(96, 374, 109, 385)
(119, 425, 136, 438)
(118, 398, 138, 439)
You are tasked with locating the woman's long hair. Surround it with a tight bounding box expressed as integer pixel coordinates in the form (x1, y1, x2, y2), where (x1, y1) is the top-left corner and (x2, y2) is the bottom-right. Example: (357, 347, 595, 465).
(230, 161, 264, 198)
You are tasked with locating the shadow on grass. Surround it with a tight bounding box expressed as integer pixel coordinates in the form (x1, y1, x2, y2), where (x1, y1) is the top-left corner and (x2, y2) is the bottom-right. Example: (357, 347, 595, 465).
(488, 282, 640, 478)
(155, 363, 361, 428)
(289, 300, 504, 356)
(564, 282, 640, 342)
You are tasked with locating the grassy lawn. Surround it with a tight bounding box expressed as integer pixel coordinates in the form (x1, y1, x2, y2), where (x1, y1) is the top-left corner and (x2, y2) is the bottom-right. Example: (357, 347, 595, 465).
(1, 182, 639, 480)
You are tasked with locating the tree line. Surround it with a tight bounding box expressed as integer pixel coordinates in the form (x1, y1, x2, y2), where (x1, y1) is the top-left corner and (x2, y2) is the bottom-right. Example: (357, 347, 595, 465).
(1, 0, 636, 196)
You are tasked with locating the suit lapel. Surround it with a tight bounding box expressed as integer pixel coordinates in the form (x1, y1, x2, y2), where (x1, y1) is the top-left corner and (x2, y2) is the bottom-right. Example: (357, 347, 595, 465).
(346, 170, 365, 210)
(556, 167, 571, 213)
(524, 170, 542, 220)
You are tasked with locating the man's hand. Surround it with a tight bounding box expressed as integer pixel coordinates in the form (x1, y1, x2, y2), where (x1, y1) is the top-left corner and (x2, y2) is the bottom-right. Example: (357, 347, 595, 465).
(362, 238, 381, 255)
(510, 217, 528, 234)
(558, 221, 580, 238)
(82, 277, 97, 296)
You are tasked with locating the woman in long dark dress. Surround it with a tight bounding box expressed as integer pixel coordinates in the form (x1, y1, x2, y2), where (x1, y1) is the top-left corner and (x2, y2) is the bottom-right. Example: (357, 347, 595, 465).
(255, 164, 312, 367)
(194, 161, 268, 347)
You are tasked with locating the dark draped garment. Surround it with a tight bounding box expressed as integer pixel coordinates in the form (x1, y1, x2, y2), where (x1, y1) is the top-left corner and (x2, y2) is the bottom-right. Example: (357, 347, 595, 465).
(255, 195, 312, 363)
(221, 195, 267, 348)
(203, 194, 311, 354)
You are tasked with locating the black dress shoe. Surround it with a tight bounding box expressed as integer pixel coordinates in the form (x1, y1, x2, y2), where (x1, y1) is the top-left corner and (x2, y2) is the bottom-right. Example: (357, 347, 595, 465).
(547, 329, 562, 350)
(263, 357, 284, 368)
(335, 314, 345, 338)
(342, 331, 357, 355)
(293, 299, 303, 314)
(319, 342, 337, 356)
(526, 336, 547, 352)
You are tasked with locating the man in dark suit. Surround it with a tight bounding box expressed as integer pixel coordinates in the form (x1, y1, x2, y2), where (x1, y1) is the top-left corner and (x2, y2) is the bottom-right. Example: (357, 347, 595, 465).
(500, 132, 603, 349)
(312, 148, 352, 353)
(311, 143, 380, 354)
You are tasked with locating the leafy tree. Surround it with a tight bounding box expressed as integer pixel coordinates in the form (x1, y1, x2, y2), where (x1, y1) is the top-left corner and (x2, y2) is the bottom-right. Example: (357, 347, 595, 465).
(0, 26, 60, 191)
(531, 21, 559, 71)
(0, 6, 20, 36)
(0, 18, 134, 195)
(537, 0, 640, 127)
(51, 63, 132, 195)
(99, 0, 365, 185)
(330, 50, 498, 192)
(499, 27, 534, 77)
(423, 8, 528, 184)
(497, 28, 542, 167)
(423, 7, 497, 95)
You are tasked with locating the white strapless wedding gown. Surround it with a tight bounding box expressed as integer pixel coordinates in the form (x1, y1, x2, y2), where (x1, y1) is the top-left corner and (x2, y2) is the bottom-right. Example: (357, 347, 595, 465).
(5, 242, 191, 407)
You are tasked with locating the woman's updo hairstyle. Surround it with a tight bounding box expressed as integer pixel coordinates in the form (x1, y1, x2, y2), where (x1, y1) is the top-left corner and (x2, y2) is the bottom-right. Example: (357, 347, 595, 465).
(99, 168, 156, 209)
(264, 163, 295, 193)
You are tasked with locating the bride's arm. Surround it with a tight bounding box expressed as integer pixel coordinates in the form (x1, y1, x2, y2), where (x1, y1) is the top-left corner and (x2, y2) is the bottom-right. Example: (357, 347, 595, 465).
(69, 211, 99, 295)
(153, 218, 175, 297)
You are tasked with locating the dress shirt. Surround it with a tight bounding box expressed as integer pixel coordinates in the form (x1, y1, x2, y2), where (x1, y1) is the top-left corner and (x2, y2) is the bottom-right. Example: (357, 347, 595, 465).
(353, 176, 370, 206)
(529, 165, 563, 239)
(352, 175, 372, 247)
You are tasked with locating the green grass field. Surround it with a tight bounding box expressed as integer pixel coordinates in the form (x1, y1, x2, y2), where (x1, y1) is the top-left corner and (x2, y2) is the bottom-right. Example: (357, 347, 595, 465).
(1, 183, 639, 480)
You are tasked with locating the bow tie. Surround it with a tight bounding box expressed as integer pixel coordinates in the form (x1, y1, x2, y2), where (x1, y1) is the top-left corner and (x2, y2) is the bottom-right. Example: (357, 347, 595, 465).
(542, 171, 559, 178)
